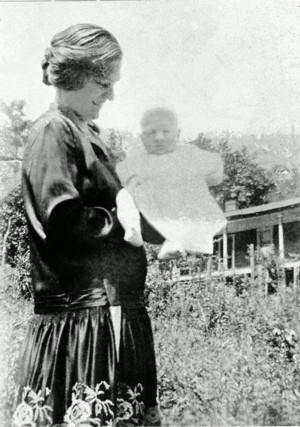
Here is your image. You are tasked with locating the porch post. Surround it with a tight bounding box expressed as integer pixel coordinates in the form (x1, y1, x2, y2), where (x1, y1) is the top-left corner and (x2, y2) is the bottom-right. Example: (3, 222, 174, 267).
(256, 228, 261, 257)
(217, 238, 222, 271)
(278, 214, 285, 259)
(232, 234, 235, 270)
(223, 229, 228, 270)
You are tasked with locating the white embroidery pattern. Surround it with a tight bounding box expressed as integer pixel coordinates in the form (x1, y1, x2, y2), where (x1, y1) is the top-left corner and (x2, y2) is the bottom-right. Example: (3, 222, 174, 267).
(13, 382, 145, 427)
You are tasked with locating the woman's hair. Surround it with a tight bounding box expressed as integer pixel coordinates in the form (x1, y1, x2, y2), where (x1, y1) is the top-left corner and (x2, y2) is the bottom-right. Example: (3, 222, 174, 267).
(42, 23, 122, 90)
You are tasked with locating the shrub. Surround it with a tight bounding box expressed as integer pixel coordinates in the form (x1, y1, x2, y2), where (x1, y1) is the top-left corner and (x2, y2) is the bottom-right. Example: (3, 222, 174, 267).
(145, 256, 300, 426)
(0, 185, 31, 297)
(0, 265, 33, 425)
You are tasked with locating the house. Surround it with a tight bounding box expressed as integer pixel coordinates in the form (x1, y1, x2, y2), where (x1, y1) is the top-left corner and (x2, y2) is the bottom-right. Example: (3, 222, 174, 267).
(213, 197, 300, 286)
(177, 197, 300, 287)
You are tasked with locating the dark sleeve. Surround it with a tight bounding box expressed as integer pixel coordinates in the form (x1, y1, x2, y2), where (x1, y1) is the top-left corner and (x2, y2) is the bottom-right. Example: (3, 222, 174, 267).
(48, 199, 117, 248)
(27, 118, 118, 247)
(140, 213, 165, 245)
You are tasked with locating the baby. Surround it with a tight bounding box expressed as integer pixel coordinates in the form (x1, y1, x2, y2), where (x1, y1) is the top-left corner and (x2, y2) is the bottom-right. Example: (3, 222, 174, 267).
(116, 107, 227, 259)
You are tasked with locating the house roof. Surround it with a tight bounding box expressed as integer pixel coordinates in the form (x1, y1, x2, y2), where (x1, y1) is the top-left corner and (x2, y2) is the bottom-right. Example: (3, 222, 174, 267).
(226, 197, 300, 219)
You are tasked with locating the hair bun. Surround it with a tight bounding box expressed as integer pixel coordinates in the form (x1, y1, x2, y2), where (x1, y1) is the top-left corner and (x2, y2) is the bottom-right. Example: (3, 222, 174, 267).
(41, 47, 54, 86)
(41, 58, 51, 86)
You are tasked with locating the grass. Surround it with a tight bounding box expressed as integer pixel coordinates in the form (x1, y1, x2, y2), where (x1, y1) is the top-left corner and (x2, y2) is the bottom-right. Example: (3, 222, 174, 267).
(2, 258, 300, 426)
(0, 266, 32, 426)
(147, 261, 300, 426)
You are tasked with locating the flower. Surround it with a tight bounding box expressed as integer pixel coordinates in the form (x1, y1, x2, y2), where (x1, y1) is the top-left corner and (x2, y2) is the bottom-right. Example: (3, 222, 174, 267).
(64, 399, 92, 424)
(115, 398, 133, 421)
(12, 402, 35, 427)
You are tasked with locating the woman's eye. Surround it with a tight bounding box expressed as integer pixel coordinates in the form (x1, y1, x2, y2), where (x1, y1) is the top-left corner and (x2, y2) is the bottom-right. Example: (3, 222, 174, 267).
(94, 80, 111, 89)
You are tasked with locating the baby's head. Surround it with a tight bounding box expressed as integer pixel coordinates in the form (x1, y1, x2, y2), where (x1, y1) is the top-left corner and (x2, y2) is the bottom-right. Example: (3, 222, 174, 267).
(140, 107, 180, 155)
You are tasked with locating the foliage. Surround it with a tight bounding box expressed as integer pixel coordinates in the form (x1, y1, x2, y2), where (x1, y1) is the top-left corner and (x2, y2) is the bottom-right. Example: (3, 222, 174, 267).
(2, 249, 300, 425)
(145, 260, 300, 426)
(0, 185, 31, 297)
(261, 134, 300, 202)
(188, 133, 275, 209)
(0, 100, 31, 296)
(104, 128, 127, 164)
(0, 99, 32, 160)
(0, 99, 31, 296)
(269, 164, 300, 202)
(0, 266, 33, 426)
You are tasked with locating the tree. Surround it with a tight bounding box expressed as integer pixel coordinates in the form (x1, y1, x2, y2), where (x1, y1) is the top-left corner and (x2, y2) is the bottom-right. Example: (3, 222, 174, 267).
(104, 128, 126, 164)
(0, 99, 32, 161)
(269, 165, 300, 202)
(0, 100, 31, 295)
(188, 133, 275, 209)
(0, 100, 32, 200)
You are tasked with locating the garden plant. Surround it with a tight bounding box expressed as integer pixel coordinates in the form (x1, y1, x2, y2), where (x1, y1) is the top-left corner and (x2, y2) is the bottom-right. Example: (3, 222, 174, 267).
(1, 243, 300, 425)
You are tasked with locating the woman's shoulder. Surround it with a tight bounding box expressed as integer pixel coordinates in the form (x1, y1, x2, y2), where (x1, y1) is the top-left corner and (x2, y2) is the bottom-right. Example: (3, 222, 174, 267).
(24, 108, 80, 163)
(31, 107, 78, 137)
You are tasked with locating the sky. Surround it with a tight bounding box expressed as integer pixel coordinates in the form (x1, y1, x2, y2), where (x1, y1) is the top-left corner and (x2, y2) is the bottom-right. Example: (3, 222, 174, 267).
(1, 0, 300, 139)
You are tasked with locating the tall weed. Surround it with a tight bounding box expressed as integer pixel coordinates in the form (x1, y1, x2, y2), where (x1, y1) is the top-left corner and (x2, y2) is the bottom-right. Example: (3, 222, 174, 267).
(146, 258, 300, 426)
(0, 266, 32, 425)
(1, 251, 300, 426)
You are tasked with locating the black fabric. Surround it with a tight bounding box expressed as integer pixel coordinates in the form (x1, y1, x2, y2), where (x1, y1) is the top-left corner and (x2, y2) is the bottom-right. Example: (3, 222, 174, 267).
(16, 306, 116, 425)
(118, 307, 158, 411)
(17, 104, 160, 424)
(22, 104, 147, 303)
(34, 287, 108, 314)
(140, 213, 165, 245)
(15, 305, 160, 425)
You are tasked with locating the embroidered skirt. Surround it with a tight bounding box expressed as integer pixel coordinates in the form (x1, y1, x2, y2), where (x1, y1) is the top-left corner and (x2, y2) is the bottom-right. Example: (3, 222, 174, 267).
(13, 295, 160, 426)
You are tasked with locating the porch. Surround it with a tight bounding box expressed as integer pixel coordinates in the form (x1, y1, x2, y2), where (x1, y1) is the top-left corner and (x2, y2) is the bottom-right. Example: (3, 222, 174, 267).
(178, 197, 300, 287)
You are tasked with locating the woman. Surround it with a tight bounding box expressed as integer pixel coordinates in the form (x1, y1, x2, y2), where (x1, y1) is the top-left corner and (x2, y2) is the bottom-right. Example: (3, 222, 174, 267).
(13, 23, 162, 426)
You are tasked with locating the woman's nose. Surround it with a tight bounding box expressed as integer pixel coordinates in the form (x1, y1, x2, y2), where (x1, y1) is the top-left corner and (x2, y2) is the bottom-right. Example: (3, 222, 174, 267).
(106, 87, 114, 101)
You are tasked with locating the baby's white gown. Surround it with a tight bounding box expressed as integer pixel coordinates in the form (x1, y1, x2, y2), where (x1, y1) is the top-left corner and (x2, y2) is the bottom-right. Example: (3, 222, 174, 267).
(116, 144, 227, 254)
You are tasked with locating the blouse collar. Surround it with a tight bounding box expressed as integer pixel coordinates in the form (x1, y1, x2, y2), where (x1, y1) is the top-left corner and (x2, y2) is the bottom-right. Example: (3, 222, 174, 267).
(49, 103, 86, 127)
(49, 103, 110, 158)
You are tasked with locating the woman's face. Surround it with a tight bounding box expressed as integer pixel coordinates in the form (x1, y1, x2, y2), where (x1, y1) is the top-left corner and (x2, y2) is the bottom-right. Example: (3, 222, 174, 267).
(60, 60, 121, 121)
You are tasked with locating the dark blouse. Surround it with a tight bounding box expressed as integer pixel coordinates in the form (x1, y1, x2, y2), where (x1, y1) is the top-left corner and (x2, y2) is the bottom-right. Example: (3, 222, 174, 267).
(22, 104, 148, 312)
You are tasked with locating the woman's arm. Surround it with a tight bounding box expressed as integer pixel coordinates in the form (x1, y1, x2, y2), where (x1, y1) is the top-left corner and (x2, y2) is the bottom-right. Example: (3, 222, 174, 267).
(24, 117, 121, 250)
(47, 199, 117, 248)
(204, 152, 224, 187)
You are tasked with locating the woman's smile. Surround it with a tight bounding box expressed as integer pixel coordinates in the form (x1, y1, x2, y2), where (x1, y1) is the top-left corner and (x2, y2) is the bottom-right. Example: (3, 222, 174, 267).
(93, 101, 103, 108)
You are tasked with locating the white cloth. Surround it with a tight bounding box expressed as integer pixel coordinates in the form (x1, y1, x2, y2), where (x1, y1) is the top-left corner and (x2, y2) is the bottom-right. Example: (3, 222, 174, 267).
(117, 144, 227, 254)
(116, 188, 143, 247)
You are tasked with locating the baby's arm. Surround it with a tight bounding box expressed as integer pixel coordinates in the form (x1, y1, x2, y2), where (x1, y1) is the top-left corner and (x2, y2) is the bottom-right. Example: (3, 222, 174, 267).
(204, 152, 224, 187)
(116, 188, 143, 247)
(178, 145, 224, 187)
(115, 150, 147, 246)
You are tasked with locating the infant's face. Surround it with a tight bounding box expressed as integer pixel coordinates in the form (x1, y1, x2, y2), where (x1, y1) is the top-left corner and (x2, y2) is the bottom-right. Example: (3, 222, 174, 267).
(141, 114, 179, 155)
